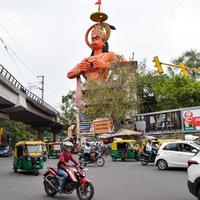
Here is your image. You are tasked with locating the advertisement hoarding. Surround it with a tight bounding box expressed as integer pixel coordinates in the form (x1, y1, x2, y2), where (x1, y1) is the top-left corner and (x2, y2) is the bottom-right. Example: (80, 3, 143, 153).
(133, 111, 182, 133)
(182, 109, 200, 131)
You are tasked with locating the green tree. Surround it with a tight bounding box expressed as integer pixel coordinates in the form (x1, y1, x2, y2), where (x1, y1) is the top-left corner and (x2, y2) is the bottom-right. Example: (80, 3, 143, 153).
(152, 74, 200, 110)
(138, 72, 200, 112)
(137, 71, 157, 113)
(1, 120, 36, 144)
(61, 90, 77, 133)
(82, 62, 138, 131)
(172, 49, 200, 77)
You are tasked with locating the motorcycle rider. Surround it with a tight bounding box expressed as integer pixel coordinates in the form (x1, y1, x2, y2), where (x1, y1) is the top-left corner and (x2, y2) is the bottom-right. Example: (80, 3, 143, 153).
(84, 142, 91, 161)
(57, 141, 80, 193)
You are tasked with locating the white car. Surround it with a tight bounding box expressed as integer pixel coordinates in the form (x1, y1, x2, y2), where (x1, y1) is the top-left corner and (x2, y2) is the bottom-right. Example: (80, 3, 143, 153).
(187, 151, 200, 200)
(155, 141, 199, 170)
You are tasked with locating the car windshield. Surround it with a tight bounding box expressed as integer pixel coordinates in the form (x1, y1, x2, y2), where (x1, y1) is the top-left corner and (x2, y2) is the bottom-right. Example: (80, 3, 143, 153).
(191, 141, 200, 150)
(25, 145, 42, 153)
(0, 145, 9, 150)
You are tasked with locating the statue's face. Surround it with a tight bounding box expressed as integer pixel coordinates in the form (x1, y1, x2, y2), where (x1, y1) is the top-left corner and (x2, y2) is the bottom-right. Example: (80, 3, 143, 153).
(91, 36, 105, 50)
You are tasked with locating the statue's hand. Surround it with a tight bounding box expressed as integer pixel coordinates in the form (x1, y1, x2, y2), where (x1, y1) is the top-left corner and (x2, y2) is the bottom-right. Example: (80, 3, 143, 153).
(92, 59, 108, 70)
(78, 61, 91, 73)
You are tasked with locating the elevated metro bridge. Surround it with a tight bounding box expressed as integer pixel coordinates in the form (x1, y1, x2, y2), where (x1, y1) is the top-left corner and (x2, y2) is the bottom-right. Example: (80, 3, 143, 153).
(0, 64, 62, 134)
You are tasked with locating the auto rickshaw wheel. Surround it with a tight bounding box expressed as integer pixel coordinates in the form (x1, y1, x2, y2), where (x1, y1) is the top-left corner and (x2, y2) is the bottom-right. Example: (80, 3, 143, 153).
(34, 170, 39, 176)
(13, 167, 18, 173)
(112, 157, 116, 161)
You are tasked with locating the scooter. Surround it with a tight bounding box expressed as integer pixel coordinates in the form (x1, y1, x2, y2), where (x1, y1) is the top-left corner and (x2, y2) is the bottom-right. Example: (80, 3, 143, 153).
(139, 148, 158, 165)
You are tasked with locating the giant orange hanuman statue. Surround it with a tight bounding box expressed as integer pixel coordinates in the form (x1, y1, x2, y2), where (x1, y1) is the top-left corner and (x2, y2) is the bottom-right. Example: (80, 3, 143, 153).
(67, 1, 116, 107)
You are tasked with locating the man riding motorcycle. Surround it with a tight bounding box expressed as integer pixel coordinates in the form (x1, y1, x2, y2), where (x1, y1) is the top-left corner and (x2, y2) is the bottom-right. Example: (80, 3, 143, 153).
(57, 141, 80, 193)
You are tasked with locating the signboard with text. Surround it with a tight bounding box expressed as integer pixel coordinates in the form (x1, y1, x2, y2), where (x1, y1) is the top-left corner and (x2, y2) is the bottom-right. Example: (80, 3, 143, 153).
(93, 119, 112, 134)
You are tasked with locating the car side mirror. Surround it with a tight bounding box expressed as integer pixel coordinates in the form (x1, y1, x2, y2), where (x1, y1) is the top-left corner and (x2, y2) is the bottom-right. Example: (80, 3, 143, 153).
(192, 149, 198, 154)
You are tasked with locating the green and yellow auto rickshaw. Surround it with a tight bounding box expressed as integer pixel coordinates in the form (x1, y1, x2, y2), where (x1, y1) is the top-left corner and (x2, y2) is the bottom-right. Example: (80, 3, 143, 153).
(47, 142, 62, 158)
(13, 141, 46, 175)
(111, 139, 139, 161)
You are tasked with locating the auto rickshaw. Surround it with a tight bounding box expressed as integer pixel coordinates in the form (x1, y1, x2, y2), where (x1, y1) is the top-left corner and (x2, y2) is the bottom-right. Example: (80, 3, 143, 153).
(47, 142, 62, 158)
(13, 141, 46, 175)
(111, 139, 139, 161)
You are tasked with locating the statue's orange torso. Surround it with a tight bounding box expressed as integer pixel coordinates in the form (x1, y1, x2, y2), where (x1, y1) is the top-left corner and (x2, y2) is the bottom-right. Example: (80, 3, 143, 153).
(67, 51, 115, 80)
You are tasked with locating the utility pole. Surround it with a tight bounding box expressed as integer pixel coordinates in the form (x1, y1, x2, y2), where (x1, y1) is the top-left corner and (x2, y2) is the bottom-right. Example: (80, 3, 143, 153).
(28, 75, 44, 100)
(37, 75, 44, 100)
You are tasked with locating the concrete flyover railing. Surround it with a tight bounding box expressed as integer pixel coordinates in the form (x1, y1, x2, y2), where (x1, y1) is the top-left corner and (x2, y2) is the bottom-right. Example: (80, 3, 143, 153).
(0, 64, 59, 115)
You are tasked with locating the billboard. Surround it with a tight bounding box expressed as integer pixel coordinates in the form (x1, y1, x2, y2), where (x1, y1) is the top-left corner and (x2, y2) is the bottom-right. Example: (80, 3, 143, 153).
(133, 111, 182, 133)
(182, 109, 200, 131)
(93, 119, 113, 134)
(80, 113, 92, 133)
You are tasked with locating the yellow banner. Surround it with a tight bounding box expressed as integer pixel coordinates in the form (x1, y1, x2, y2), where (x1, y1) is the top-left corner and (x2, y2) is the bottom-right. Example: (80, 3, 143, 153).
(94, 120, 112, 134)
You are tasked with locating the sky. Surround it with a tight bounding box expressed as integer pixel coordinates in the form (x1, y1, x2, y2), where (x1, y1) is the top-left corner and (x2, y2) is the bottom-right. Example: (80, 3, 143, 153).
(0, 0, 200, 111)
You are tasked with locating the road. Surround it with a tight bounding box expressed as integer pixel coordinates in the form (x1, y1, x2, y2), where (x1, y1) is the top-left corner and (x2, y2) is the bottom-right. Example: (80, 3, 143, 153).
(0, 156, 196, 200)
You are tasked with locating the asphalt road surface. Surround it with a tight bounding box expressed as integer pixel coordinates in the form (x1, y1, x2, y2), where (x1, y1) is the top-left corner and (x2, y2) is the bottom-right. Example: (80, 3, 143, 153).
(0, 156, 196, 200)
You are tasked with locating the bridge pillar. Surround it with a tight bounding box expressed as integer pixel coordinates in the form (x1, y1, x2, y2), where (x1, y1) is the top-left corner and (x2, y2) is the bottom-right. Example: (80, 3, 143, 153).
(0, 113, 9, 123)
(37, 131, 44, 141)
(53, 132, 59, 142)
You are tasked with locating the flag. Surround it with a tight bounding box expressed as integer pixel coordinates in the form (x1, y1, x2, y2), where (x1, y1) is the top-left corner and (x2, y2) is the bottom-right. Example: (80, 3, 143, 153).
(95, 0, 101, 5)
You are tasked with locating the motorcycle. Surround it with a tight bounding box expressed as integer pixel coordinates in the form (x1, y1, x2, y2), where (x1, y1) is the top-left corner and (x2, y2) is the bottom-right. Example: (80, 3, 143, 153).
(79, 151, 105, 167)
(43, 165, 94, 200)
(139, 147, 158, 165)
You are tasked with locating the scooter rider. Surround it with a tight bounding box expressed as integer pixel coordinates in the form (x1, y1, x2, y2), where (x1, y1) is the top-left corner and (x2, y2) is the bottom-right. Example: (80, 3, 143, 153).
(84, 142, 91, 161)
(145, 140, 153, 160)
(57, 141, 80, 193)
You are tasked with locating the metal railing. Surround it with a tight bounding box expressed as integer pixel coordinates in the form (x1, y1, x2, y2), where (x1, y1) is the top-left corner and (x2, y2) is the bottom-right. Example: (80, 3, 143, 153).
(0, 64, 59, 114)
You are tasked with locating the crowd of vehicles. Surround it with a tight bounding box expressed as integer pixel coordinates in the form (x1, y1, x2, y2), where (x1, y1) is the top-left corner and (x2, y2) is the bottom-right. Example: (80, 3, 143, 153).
(2, 134, 200, 200)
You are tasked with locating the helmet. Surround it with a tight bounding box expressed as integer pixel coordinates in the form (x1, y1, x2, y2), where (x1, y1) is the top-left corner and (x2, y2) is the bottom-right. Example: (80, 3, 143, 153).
(86, 142, 90, 147)
(63, 141, 73, 147)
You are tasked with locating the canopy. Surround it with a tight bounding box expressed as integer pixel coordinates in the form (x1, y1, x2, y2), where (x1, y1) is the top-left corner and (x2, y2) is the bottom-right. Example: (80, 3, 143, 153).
(96, 134, 112, 139)
(111, 129, 143, 137)
(144, 135, 157, 140)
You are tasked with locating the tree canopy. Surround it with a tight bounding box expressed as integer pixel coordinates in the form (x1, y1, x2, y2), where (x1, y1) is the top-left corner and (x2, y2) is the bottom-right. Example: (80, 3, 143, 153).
(81, 61, 138, 130)
(171, 49, 200, 77)
(60, 90, 77, 133)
